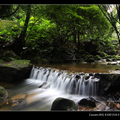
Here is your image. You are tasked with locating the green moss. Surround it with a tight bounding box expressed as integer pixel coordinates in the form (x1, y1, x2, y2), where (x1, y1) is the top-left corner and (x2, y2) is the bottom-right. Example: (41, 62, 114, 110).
(0, 59, 5, 64)
(2, 60, 31, 69)
(111, 55, 119, 61)
(2, 57, 17, 62)
(51, 97, 77, 110)
(86, 54, 94, 58)
(0, 86, 6, 97)
(95, 55, 101, 60)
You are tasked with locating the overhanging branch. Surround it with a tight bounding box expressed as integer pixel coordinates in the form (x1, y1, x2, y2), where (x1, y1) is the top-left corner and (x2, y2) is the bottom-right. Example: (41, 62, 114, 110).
(0, 5, 20, 18)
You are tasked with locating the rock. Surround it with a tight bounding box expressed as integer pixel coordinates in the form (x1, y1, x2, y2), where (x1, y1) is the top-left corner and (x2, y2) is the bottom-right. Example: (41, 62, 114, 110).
(107, 62, 117, 65)
(115, 68, 119, 70)
(106, 58, 112, 62)
(0, 60, 32, 83)
(85, 58, 95, 62)
(115, 103, 120, 110)
(75, 75, 81, 80)
(89, 73, 94, 76)
(117, 61, 120, 64)
(0, 86, 6, 97)
(85, 75, 90, 80)
(0, 86, 8, 108)
(51, 97, 78, 111)
(101, 59, 106, 62)
(39, 82, 47, 88)
(93, 103, 106, 111)
(105, 106, 110, 111)
(99, 52, 106, 57)
(108, 102, 116, 110)
(39, 82, 50, 89)
(95, 74, 120, 95)
(77, 98, 96, 107)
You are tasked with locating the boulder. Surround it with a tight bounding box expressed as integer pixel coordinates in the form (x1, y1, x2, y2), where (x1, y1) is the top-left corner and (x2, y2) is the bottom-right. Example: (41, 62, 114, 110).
(106, 58, 112, 62)
(77, 98, 96, 107)
(0, 86, 8, 108)
(95, 74, 120, 95)
(51, 97, 78, 111)
(0, 86, 6, 97)
(85, 58, 95, 62)
(107, 62, 117, 65)
(0, 60, 32, 83)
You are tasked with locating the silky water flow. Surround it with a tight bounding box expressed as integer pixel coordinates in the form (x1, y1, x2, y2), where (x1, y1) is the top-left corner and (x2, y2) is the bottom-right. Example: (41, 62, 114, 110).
(30, 66, 100, 96)
(1, 66, 100, 111)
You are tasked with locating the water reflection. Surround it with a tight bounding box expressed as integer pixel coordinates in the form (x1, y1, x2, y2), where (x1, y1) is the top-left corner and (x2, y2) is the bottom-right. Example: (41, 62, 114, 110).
(35, 62, 118, 73)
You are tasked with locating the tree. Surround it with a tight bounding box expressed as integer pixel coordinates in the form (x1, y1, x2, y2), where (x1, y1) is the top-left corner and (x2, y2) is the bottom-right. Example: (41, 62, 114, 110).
(98, 4, 120, 44)
(12, 5, 31, 55)
(44, 5, 110, 49)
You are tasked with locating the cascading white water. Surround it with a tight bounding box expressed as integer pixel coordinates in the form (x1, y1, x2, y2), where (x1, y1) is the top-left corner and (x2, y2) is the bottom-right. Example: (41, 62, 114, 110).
(30, 66, 100, 96)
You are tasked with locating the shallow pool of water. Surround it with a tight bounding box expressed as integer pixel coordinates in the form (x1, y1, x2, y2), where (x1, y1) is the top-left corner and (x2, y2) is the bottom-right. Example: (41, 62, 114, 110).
(0, 79, 85, 111)
(35, 62, 119, 73)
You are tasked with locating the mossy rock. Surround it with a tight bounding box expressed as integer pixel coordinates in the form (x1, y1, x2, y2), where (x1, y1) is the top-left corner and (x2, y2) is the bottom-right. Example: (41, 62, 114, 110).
(2, 60, 31, 69)
(51, 97, 77, 111)
(0, 59, 5, 64)
(94, 55, 101, 60)
(86, 54, 94, 58)
(116, 56, 120, 60)
(107, 62, 117, 65)
(106, 58, 112, 62)
(0, 86, 6, 97)
(0, 60, 32, 83)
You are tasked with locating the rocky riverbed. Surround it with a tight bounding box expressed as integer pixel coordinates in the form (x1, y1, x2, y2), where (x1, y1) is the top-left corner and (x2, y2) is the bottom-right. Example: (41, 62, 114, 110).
(1, 62, 120, 111)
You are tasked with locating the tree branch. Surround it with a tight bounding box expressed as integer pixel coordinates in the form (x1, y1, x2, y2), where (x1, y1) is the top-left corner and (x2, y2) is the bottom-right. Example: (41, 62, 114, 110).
(0, 5, 20, 18)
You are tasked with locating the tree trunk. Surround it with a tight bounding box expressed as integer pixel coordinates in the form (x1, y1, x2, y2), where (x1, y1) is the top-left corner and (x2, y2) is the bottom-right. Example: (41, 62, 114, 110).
(13, 5, 31, 56)
(77, 31, 80, 49)
(112, 23, 120, 44)
(73, 31, 76, 44)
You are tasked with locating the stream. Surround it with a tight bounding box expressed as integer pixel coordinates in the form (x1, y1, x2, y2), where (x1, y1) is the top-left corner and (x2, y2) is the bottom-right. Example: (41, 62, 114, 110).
(0, 62, 120, 111)
(34, 62, 119, 73)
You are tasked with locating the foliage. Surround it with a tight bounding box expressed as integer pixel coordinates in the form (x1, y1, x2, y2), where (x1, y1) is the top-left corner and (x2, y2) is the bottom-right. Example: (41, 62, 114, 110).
(0, 4, 118, 62)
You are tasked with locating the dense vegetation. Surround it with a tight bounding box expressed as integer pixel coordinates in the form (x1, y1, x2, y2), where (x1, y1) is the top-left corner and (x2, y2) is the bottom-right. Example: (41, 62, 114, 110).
(0, 4, 120, 64)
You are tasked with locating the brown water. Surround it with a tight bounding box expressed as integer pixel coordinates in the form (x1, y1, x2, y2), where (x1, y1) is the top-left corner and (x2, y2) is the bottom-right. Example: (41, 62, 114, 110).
(35, 62, 119, 73)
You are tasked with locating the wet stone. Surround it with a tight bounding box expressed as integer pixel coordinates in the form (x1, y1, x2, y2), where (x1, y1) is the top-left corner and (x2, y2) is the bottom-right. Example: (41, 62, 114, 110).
(77, 98, 96, 108)
(51, 97, 78, 111)
(89, 73, 94, 76)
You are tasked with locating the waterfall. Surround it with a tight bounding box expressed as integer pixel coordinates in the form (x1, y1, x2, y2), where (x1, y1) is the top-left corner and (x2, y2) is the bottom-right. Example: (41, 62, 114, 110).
(30, 66, 100, 96)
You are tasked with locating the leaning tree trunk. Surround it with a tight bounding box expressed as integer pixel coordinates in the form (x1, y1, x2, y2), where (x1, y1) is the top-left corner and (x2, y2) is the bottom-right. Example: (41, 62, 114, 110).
(98, 5, 120, 44)
(13, 5, 31, 56)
